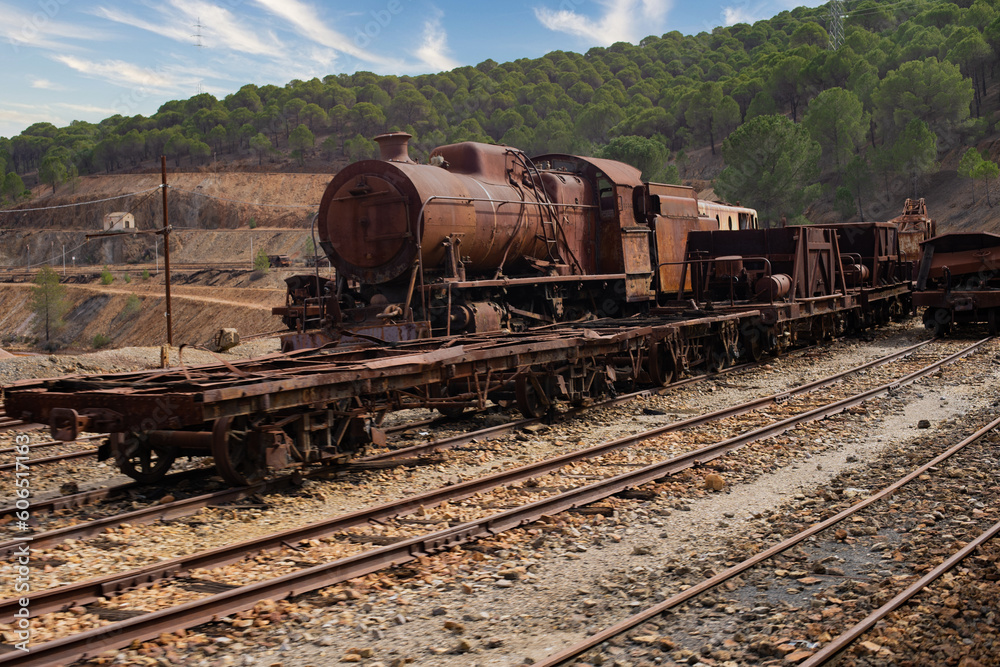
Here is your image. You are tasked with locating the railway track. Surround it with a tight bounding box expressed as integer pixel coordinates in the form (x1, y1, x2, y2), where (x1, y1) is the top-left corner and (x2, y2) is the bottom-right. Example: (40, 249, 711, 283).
(0, 336, 985, 666)
(536, 407, 1000, 666)
(0, 351, 774, 552)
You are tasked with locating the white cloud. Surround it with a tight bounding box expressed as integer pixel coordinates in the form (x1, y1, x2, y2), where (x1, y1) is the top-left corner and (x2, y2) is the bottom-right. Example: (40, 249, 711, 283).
(93, 2, 284, 57)
(534, 0, 672, 45)
(31, 78, 62, 90)
(722, 4, 763, 25)
(53, 54, 193, 92)
(57, 102, 120, 115)
(0, 1, 105, 51)
(252, 0, 396, 67)
(415, 14, 459, 72)
(0, 107, 56, 125)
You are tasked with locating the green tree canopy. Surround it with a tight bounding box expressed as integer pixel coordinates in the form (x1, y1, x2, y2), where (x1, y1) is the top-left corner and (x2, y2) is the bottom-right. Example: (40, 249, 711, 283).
(872, 58, 973, 145)
(891, 119, 938, 198)
(958, 146, 985, 200)
(596, 135, 668, 181)
(715, 114, 821, 225)
(249, 133, 272, 166)
(802, 88, 868, 176)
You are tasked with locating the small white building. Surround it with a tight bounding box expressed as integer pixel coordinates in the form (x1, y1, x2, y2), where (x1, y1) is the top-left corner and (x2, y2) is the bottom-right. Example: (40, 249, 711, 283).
(103, 212, 135, 232)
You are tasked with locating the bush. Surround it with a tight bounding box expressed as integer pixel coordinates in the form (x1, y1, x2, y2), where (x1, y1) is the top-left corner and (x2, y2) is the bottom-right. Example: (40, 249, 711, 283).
(100, 266, 114, 285)
(248, 217, 257, 229)
(121, 294, 141, 319)
(141, 269, 150, 280)
(92, 333, 111, 348)
(123, 274, 131, 284)
(253, 248, 270, 274)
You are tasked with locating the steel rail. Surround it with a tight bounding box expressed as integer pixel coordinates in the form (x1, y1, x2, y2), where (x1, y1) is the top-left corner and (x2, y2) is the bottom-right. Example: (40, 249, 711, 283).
(0, 337, 962, 626)
(0, 473, 304, 559)
(360, 365, 754, 463)
(532, 403, 1000, 666)
(0, 433, 102, 456)
(0, 446, 96, 472)
(0, 337, 946, 615)
(800, 516, 1000, 666)
(0, 338, 986, 667)
(0, 468, 212, 521)
(0, 353, 775, 547)
(0, 339, 933, 614)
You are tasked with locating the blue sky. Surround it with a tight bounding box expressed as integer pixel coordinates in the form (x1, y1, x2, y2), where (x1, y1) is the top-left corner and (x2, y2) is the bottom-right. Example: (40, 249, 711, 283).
(0, 0, 822, 138)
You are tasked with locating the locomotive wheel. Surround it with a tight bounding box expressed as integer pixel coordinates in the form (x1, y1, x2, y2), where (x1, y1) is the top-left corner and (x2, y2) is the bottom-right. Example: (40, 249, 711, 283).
(212, 415, 265, 486)
(649, 343, 676, 386)
(112, 432, 177, 484)
(515, 374, 552, 419)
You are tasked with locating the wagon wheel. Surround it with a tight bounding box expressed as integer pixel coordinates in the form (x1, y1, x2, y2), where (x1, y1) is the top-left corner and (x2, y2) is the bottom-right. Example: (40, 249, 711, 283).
(112, 432, 177, 484)
(515, 374, 552, 419)
(739, 329, 764, 363)
(989, 309, 999, 336)
(706, 340, 730, 374)
(649, 343, 676, 386)
(889, 298, 906, 322)
(212, 415, 266, 486)
(432, 383, 467, 419)
(923, 308, 952, 337)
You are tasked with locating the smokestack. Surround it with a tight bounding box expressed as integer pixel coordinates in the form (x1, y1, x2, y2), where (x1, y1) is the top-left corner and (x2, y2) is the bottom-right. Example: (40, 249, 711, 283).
(374, 132, 414, 163)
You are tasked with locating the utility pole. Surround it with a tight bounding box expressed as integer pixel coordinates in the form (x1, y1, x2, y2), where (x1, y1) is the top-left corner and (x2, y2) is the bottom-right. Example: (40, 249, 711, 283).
(161, 156, 173, 346)
(62, 245, 66, 276)
(155, 237, 159, 275)
(250, 236, 253, 270)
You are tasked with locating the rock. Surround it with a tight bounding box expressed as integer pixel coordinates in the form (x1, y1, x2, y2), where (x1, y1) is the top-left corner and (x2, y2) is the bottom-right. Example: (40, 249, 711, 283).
(215, 328, 241, 352)
(784, 649, 814, 663)
(443, 621, 465, 634)
(917, 419, 931, 429)
(704, 473, 726, 491)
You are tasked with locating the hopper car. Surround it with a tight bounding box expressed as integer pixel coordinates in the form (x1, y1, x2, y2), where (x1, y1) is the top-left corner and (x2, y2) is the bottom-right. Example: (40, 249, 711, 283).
(913, 232, 1000, 335)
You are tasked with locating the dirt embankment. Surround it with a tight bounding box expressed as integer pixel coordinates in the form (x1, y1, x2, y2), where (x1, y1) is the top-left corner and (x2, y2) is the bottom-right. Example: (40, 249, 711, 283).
(1, 172, 334, 268)
(0, 276, 288, 350)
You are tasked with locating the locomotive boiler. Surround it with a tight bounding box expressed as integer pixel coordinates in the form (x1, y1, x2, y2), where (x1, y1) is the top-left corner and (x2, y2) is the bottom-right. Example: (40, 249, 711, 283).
(276, 133, 755, 350)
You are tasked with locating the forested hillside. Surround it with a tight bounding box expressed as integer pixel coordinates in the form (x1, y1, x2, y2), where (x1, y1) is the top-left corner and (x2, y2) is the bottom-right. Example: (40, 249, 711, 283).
(1, 0, 999, 226)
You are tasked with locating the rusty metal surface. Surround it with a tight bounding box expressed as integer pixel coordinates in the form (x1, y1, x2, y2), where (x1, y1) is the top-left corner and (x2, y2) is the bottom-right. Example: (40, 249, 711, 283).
(815, 222, 901, 286)
(891, 197, 936, 262)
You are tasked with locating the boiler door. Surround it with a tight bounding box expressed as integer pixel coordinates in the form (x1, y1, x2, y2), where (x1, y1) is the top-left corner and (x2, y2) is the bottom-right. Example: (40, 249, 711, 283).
(326, 175, 411, 276)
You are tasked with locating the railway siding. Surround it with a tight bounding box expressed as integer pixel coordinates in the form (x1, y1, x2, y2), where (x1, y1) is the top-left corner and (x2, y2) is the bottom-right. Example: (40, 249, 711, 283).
(0, 334, 992, 664)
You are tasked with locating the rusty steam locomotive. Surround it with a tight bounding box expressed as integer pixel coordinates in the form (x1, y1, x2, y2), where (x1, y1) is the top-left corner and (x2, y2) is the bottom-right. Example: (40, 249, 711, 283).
(275, 132, 758, 350)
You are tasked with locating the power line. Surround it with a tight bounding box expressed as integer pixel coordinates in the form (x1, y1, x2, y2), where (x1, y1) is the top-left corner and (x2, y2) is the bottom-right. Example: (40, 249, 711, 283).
(169, 186, 319, 209)
(0, 187, 162, 214)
